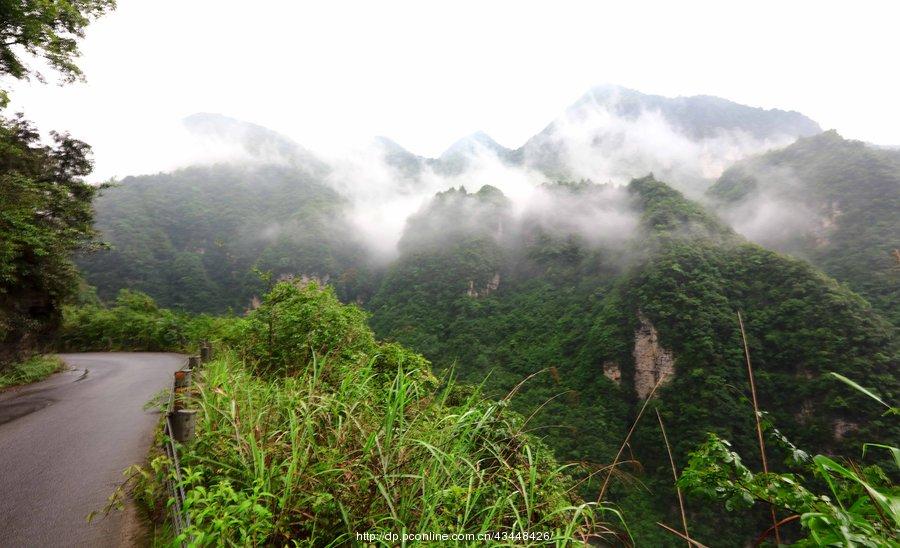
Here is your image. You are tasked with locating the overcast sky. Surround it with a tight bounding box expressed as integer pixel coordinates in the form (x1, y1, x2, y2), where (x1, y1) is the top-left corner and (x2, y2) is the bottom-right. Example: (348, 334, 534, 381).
(7, 0, 900, 180)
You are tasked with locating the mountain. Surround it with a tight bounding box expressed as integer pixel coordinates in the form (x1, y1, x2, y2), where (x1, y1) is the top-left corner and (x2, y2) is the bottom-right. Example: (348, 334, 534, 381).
(366, 86, 822, 195)
(78, 163, 373, 312)
(181, 113, 327, 174)
(372, 136, 425, 180)
(512, 85, 822, 195)
(368, 176, 897, 545)
(709, 130, 900, 325)
(429, 131, 515, 175)
(73, 90, 896, 544)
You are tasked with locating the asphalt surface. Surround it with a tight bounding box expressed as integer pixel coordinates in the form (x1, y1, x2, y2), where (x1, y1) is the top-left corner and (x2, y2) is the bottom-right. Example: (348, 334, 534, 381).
(0, 353, 186, 547)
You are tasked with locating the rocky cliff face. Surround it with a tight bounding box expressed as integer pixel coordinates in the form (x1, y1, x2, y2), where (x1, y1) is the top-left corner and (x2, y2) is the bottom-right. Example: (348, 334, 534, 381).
(466, 273, 501, 298)
(632, 313, 675, 398)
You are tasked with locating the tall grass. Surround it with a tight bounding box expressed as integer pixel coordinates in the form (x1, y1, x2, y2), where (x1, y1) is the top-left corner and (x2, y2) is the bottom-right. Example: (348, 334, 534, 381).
(0, 354, 65, 389)
(147, 282, 619, 545)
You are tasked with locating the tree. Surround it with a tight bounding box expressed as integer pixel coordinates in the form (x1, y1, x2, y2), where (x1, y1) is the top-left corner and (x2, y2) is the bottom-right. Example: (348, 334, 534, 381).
(0, 113, 102, 366)
(0, 0, 116, 103)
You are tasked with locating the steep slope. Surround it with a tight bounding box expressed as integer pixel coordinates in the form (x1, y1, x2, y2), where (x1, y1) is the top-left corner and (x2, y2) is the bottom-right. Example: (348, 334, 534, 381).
(372, 136, 426, 180)
(513, 85, 822, 195)
(78, 163, 372, 312)
(709, 131, 900, 324)
(369, 175, 897, 545)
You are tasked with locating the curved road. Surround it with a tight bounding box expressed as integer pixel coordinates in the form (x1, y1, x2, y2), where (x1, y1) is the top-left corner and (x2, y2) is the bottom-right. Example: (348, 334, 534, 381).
(0, 353, 186, 547)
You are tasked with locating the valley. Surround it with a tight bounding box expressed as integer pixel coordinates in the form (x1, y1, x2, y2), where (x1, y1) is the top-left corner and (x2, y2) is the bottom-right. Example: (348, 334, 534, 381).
(61, 88, 898, 545)
(2, 6, 896, 542)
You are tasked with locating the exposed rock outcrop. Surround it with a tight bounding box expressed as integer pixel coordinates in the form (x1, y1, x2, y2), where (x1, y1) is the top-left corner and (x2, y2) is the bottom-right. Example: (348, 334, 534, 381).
(833, 419, 859, 440)
(813, 200, 843, 248)
(466, 273, 501, 298)
(633, 313, 675, 398)
(602, 362, 621, 385)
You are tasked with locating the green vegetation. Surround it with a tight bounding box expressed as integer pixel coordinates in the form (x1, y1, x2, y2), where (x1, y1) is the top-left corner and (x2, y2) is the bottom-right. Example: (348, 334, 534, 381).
(0, 0, 116, 103)
(132, 282, 615, 545)
(710, 131, 900, 325)
(0, 0, 112, 372)
(0, 113, 102, 369)
(77, 163, 373, 313)
(37, 174, 899, 545)
(0, 354, 64, 389)
(680, 373, 899, 545)
(370, 176, 898, 545)
(3, 5, 889, 544)
(57, 289, 231, 353)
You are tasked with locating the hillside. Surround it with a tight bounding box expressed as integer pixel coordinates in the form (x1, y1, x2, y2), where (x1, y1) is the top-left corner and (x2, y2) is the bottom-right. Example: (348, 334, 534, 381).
(78, 163, 373, 312)
(181, 112, 327, 174)
(709, 131, 900, 324)
(368, 176, 898, 545)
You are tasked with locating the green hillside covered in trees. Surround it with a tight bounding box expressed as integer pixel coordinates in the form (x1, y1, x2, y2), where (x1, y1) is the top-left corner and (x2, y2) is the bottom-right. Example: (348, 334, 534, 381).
(78, 164, 373, 312)
(710, 131, 900, 325)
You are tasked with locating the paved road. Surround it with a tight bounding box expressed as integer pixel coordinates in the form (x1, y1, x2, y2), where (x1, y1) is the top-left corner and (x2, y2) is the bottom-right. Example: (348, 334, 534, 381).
(0, 353, 186, 547)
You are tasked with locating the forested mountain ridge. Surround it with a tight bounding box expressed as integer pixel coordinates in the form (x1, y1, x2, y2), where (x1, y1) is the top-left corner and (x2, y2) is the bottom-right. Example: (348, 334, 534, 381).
(79, 163, 373, 312)
(78, 87, 828, 315)
(4, 0, 896, 543)
(368, 175, 898, 545)
(709, 130, 900, 325)
(509, 85, 822, 194)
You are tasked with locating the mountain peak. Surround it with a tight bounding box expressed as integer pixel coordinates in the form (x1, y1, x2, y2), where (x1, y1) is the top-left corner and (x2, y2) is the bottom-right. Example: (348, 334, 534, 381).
(569, 86, 822, 140)
(181, 112, 325, 172)
(439, 131, 508, 160)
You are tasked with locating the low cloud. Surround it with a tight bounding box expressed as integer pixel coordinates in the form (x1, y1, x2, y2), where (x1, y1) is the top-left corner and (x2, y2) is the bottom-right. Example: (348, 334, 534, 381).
(712, 164, 822, 251)
(519, 183, 640, 249)
(525, 100, 801, 198)
(102, 97, 812, 262)
(323, 141, 548, 261)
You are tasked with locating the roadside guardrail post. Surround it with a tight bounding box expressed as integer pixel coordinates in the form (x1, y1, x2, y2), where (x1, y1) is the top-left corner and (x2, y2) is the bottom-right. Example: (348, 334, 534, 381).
(174, 369, 192, 389)
(199, 344, 210, 363)
(170, 409, 198, 442)
(163, 346, 199, 545)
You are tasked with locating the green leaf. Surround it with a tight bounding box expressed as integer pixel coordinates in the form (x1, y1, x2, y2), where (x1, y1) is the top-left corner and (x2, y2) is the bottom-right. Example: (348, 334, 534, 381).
(829, 372, 895, 412)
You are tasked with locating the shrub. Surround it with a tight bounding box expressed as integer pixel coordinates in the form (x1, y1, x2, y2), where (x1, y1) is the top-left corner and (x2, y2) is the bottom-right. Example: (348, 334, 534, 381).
(679, 373, 900, 546)
(57, 289, 232, 352)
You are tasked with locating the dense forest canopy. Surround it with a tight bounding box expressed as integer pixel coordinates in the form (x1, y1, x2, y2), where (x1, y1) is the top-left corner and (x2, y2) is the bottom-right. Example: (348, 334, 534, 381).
(62, 94, 897, 543)
(78, 163, 372, 313)
(1, 0, 896, 544)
